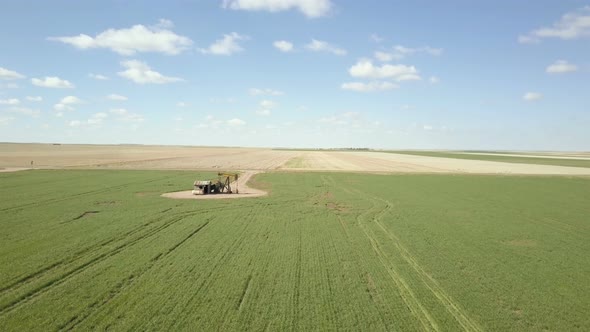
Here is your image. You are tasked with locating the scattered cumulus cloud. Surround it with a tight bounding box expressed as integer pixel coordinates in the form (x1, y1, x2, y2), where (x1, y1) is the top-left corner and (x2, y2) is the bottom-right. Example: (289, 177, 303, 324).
(523, 92, 543, 101)
(546, 60, 578, 74)
(0, 116, 15, 125)
(31, 76, 74, 88)
(221, 0, 332, 18)
(349, 59, 421, 81)
(374, 51, 401, 62)
(176, 101, 187, 107)
(519, 6, 590, 43)
(370, 34, 384, 43)
(227, 118, 246, 126)
(273, 40, 294, 52)
(256, 99, 276, 116)
(0, 67, 25, 80)
(26, 96, 43, 102)
(53, 96, 82, 112)
(107, 94, 127, 101)
(305, 39, 347, 56)
(429, 76, 440, 84)
(118, 60, 183, 84)
(61, 96, 82, 105)
(0, 98, 20, 105)
(249, 88, 284, 96)
(375, 45, 442, 61)
(69, 120, 82, 127)
(89, 73, 109, 80)
(48, 20, 193, 55)
(341, 81, 398, 92)
(87, 112, 108, 125)
(200, 32, 248, 55)
(5, 107, 40, 117)
(109, 108, 144, 123)
(256, 109, 271, 116)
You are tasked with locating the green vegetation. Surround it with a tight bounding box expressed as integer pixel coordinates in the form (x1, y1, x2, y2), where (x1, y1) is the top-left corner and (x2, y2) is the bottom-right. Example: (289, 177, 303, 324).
(283, 156, 309, 168)
(1, 170, 589, 330)
(387, 150, 590, 168)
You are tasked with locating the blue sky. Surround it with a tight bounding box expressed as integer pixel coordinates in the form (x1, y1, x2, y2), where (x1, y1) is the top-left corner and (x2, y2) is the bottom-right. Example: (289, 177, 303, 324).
(1, 0, 589, 150)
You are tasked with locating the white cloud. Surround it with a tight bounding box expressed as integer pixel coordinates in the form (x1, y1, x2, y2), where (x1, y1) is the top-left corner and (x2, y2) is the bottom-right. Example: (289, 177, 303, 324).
(423, 125, 433, 131)
(546, 60, 578, 74)
(370, 34, 384, 43)
(393, 45, 442, 56)
(341, 81, 398, 92)
(87, 112, 108, 125)
(107, 94, 127, 101)
(5, 107, 40, 117)
(256, 109, 271, 116)
(0, 116, 15, 125)
(31, 76, 74, 88)
(221, 0, 332, 18)
(249, 88, 284, 96)
(519, 6, 590, 42)
(429, 76, 440, 84)
(200, 32, 247, 55)
(26, 96, 43, 102)
(118, 60, 183, 84)
(374, 51, 401, 62)
(259, 100, 276, 109)
(0, 67, 25, 80)
(54, 103, 73, 112)
(349, 59, 421, 81)
(55, 112, 64, 118)
(48, 20, 192, 55)
(176, 101, 187, 107)
(523, 92, 543, 101)
(256, 99, 276, 116)
(61, 96, 82, 105)
(227, 118, 246, 126)
(109, 108, 144, 122)
(54, 96, 82, 112)
(273, 40, 294, 52)
(89, 73, 109, 80)
(305, 39, 346, 55)
(0, 98, 20, 105)
(69, 120, 82, 127)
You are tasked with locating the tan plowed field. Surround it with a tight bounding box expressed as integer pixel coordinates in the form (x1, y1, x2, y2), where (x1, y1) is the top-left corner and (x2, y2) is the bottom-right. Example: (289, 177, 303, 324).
(1, 143, 589, 175)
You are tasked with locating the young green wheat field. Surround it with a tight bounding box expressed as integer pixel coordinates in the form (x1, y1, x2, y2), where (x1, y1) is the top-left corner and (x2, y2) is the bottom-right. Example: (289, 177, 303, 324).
(1, 170, 589, 330)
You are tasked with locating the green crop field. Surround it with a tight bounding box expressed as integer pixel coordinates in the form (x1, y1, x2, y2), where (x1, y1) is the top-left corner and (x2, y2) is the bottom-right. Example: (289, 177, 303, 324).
(386, 150, 590, 169)
(1, 170, 589, 331)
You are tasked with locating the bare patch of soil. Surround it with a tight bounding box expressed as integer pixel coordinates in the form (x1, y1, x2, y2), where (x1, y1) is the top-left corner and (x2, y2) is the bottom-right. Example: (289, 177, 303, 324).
(161, 171, 267, 200)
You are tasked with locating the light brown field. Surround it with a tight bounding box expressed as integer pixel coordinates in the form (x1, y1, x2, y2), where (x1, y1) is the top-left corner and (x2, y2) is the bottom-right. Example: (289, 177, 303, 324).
(1, 143, 590, 175)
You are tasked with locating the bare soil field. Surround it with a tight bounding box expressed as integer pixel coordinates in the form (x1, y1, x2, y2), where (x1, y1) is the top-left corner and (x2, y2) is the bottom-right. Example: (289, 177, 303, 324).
(2, 143, 590, 175)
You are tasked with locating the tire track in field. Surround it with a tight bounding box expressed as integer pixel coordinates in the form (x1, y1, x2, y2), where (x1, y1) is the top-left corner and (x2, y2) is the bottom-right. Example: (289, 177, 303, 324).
(350, 187, 483, 332)
(354, 192, 440, 331)
(319, 175, 417, 330)
(0, 204, 236, 297)
(170, 202, 266, 329)
(0, 174, 177, 213)
(0, 209, 205, 317)
(59, 221, 211, 331)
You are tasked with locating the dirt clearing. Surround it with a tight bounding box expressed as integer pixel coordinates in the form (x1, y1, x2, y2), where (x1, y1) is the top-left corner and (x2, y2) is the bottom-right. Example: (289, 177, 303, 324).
(161, 171, 267, 200)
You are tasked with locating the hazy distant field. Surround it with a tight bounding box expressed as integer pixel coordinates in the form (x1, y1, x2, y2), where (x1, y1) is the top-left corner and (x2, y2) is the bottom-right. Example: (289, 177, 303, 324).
(2, 143, 590, 175)
(1, 170, 589, 330)
(389, 150, 590, 169)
